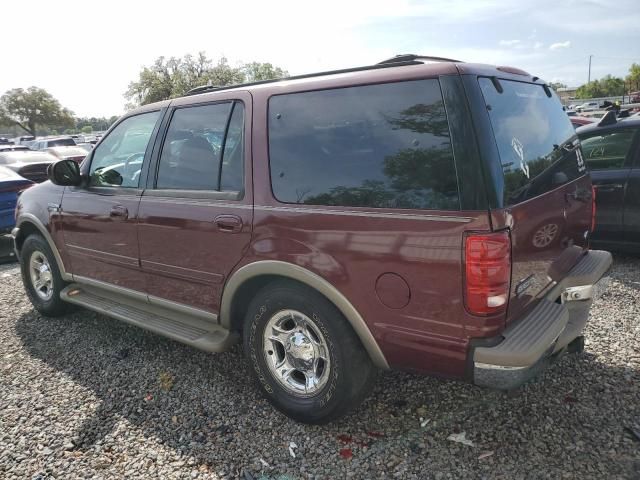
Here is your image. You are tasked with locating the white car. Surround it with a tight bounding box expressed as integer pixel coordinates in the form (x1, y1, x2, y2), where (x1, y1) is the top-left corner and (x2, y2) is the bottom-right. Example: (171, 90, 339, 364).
(575, 102, 599, 112)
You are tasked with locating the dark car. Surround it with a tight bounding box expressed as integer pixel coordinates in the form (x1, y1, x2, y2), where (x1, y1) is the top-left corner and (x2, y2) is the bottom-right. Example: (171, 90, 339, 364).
(12, 55, 611, 423)
(0, 151, 58, 183)
(0, 166, 33, 234)
(577, 113, 640, 252)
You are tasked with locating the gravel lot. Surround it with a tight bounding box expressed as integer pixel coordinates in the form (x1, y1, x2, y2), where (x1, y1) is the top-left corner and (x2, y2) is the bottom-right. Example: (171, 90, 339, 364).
(1, 254, 639, 479)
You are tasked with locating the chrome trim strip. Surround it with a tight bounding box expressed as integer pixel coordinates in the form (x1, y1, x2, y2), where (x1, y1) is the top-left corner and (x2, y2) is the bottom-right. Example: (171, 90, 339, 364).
(220, 260, 389, 369)
(254, 205, 472, 223)
(72, 275, 218, 322)
(15, 214, 72, 281)
(67, 244, 139, 268)
(474, 362, 529, 371)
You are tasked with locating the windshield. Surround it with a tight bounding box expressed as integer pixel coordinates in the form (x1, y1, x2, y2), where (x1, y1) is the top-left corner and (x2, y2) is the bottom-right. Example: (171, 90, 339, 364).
(479, 78, 586, 206)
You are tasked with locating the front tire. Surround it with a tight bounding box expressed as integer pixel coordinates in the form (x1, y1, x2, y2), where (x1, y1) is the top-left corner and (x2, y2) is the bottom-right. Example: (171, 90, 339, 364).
(243, 280, 377, 424)
(20, 234, 70, 317)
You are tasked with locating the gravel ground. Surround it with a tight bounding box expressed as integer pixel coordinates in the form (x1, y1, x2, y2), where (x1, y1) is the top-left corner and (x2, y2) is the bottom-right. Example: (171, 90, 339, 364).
(1, 255, 639, 480)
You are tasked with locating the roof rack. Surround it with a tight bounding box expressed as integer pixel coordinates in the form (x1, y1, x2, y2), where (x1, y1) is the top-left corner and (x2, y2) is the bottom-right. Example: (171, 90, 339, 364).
(184, 54, 448, 97)
(377, 54, 463, 65)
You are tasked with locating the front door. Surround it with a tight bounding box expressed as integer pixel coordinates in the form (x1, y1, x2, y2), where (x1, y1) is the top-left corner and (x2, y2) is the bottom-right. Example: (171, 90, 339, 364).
(581, 127, 638, 244)
(61, 110, 163, 291)
(622, 131, 640, 244)
(137, 95, 252, 314)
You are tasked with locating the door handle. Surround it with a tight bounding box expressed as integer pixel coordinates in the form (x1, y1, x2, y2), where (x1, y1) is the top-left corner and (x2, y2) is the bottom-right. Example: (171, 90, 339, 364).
(595, 183, 623, 192)
(214, 214, 243, 233)
(109, 205, 129, 219)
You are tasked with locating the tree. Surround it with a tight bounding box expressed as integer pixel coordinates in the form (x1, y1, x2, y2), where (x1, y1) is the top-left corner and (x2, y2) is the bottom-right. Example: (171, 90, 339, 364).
(575, 74, 625, 99)
(125, 52, 288, 108)
(626, 63, 640, 92)
(81, 125, 93, 134)
(548, 82, 567, 91)
(243, 62, 288, 82)
(0, 87, 74, 136)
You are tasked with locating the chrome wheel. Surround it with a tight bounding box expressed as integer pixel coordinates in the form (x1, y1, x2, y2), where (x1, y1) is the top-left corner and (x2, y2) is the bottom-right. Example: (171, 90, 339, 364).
(29, 250, 54, 301)
(263, 309, 331, 397)
(532, 223, 558, 248)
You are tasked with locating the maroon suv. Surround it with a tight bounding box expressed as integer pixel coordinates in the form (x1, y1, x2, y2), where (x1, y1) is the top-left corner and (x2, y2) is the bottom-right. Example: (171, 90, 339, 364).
(13, 55, 612, 423)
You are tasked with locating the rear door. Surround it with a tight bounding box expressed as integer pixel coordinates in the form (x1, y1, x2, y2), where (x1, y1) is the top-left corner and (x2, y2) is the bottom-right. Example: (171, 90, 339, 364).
(137, 94, 252, 315)
(477, 77, 592, 322)
(579, 127, 637, 244)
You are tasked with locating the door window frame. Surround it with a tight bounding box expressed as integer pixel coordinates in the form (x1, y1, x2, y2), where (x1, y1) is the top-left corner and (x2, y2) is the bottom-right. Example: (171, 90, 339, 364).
(77, 108, 167, 197)
(145, 93, 251, 202)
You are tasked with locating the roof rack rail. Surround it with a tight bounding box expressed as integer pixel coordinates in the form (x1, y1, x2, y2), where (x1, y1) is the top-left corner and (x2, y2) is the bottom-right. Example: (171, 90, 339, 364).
(183, 59, 423, 97)
(377, 54, 463, 65)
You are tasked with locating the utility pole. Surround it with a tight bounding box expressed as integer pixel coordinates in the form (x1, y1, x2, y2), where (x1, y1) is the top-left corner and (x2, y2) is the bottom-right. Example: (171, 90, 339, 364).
(588, 54, 593, 84)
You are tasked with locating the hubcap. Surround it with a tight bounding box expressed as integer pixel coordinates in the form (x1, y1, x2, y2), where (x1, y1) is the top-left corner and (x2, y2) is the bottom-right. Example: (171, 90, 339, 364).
(263, 309, 331, 397)
(533, 223, 558, 248)
(29, 250, 54, 301)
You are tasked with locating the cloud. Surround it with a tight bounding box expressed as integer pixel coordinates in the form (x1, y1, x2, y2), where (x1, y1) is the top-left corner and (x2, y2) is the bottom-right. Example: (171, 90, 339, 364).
(533, 41, 544, 49)
(499, 39, 521, 47)
(549, 41, 571, 50)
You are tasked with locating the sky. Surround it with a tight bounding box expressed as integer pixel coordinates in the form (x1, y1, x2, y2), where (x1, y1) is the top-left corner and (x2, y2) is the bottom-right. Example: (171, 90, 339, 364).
(1, 0, 638, 118)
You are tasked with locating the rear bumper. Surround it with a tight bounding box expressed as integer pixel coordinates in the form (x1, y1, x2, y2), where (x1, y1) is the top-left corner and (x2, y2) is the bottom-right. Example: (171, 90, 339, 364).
(472, 250, 612, 390)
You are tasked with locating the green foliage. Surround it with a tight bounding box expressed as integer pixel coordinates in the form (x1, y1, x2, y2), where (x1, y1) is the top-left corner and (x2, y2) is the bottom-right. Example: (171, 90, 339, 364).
(0, 87, 75, 136)
(76, 116, 118, 132)
(64, 128, 77, 135)
(575, 74, 626, 99)
(81, 125, 93, 134)
(626, 63, 640, 91)
(125, 52, 289, 108)
(548, 82, 567, 91)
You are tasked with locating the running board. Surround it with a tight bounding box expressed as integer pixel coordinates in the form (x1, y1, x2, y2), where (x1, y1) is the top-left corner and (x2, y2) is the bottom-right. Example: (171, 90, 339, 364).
(60, 284, 238, 353)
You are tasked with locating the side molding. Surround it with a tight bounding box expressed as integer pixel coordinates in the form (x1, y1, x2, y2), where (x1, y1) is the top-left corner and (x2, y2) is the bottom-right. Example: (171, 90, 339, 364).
(15, 214, 73, 281)
(220, 260, 390, 369)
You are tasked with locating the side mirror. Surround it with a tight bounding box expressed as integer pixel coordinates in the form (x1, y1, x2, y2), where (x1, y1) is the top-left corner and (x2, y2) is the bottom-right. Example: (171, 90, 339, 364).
(47, 159, 82, 186)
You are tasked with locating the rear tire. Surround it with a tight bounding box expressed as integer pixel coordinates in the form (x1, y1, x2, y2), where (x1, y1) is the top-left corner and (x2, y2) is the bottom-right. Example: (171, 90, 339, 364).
(20, 234, 70, 317)
(243, 280, 377, 424)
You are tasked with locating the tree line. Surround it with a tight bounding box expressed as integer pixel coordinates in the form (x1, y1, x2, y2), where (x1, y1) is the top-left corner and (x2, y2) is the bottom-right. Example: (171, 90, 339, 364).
(1, 54, 638, 137)
(0, 52, 287, 137)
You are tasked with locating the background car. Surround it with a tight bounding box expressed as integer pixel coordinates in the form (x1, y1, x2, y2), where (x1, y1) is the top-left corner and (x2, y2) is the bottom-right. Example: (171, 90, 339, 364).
(12, 135, 35, 146)
(0, 165, 33, 234)
(0, 150, 58, 183)
(45, 146, 88, 163)
(75, 143, 94, 153)
(0, 144, 31, 152)
(31, 136, 76, 150)
(576, 101, 599, 112)
(570, 116, 596, 128)
(577, 114, 640, 252)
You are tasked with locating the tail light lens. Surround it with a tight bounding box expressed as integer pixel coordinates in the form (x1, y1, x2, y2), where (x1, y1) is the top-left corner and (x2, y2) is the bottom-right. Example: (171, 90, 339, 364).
(591, 185, 597, 232)
(464, 231, 511, 316)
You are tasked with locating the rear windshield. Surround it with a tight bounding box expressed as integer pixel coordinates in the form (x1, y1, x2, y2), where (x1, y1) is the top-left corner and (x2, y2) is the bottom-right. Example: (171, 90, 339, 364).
(479, 78, 585, 206)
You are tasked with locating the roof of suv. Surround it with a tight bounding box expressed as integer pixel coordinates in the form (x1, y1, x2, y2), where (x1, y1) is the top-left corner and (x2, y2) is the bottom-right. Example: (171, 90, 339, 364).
(576, 115, 640, 135)
(131, 55, 545, 115)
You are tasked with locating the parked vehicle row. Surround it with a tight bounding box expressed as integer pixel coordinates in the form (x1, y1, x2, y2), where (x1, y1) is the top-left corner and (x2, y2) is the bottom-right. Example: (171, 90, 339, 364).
(12, 55, 611, 423)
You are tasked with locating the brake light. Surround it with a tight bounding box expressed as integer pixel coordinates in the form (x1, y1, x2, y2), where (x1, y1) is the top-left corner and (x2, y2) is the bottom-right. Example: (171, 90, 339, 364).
(591, 185, 597, 232)
(464, 231, 511, 316)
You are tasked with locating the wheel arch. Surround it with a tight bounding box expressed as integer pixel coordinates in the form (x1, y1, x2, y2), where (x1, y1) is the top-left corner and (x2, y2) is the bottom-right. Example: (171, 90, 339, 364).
(13, 214, 72, 281)
(221, 260, 389, 369)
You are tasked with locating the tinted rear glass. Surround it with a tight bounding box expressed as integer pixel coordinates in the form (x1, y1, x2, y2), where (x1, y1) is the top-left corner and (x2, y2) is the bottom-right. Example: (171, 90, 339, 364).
(50, 138, 76, 147)
(268, 79, 459, 210)
(479, 78, 585, 206)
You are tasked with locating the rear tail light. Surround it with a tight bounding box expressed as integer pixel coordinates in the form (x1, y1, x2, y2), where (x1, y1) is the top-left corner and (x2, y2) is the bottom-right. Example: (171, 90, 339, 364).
(591, 185, 597, 233)
(464, 231, 511, 316)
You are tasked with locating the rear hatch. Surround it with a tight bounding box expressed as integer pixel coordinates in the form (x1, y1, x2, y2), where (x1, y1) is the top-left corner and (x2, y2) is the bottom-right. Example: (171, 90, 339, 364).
(478, 77, 592, 324)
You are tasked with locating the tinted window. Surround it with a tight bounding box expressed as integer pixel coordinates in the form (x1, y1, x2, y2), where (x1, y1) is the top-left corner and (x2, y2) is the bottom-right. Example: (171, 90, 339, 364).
(579, 129, 636, 170)
(89, 111, 160, 188)
(268, 79, 459, 210)
(156, 102, 233, 190)
(49, 138, 76, 147)
(479, 78, 585, 206)
(220, 103, 245, 192)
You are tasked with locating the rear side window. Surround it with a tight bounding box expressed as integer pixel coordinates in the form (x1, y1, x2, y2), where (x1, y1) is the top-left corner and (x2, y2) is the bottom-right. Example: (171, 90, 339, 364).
(268, 79, 459, 210)
(479, 78, 585, 206)
(156, 101, 244, 192)
(579, 129, 637, 170)
(49, 138, 76, 147)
